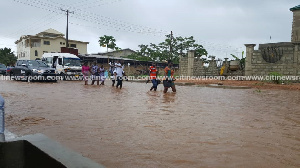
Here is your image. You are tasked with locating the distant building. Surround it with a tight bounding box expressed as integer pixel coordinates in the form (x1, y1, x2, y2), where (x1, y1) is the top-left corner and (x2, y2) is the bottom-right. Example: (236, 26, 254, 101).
(15, 28, 89, 60)
(95, 48, 136, 58)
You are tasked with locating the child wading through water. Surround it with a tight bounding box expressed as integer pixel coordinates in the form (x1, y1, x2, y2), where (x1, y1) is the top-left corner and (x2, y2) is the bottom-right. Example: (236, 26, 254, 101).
(149, 62, 158, 91)
(81, 62, 91, 85)
(163, 60, 176, 93)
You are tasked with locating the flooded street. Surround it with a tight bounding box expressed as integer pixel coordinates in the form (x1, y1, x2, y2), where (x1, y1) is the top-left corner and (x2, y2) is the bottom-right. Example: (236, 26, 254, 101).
(0, 80, 299, 168)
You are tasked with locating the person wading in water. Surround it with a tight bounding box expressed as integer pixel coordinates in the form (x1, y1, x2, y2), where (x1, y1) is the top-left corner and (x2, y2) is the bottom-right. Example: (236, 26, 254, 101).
(163, 60, 176, 93)
(114, 60, 125, 89)
(149, 62, 159, 91)
(81, 62, 91, 85)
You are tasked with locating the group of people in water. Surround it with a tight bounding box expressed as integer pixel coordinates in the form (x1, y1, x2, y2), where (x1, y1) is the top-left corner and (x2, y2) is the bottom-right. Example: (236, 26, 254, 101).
(81, 60, 176, 93)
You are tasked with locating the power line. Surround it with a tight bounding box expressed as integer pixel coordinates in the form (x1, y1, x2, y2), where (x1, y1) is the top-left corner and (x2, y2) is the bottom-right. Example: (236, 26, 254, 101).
(2, 12, 59, 39)
(70, 0, 122, 11)
(1, 14, 65, 40)
(12, 0, 242, 56)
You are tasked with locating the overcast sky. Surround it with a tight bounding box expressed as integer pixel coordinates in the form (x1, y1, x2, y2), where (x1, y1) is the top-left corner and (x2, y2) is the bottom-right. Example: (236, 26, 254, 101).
(0, 0, 299, 59)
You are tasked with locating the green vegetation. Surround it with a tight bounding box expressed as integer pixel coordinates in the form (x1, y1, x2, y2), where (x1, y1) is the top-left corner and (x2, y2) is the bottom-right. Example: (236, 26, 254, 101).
(254, 89, 262, 93)
(230, 51, 245, 70)
(268, 72, 283, 84)
(98, 35, 121, 52)
(133, 34, 207, 64)
(254, 82, 265, 86)
(0, 47, 17, 66)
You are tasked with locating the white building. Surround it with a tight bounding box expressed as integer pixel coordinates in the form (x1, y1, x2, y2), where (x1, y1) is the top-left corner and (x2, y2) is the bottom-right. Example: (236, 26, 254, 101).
(15, 28, 89, 60)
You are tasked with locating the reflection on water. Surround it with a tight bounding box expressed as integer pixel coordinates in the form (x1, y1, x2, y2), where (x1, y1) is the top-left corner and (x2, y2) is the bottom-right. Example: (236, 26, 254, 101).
(0, 80, 300, 168)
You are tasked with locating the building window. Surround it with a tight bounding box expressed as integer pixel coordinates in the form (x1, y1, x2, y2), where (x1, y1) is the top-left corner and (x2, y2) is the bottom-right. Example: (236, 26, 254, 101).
(43, 51, 48, 54)
(35, 50, 38, 56)
(60, 42, 65, 45)
(44, 41, 50, 45)
(70, 44, 76, 48)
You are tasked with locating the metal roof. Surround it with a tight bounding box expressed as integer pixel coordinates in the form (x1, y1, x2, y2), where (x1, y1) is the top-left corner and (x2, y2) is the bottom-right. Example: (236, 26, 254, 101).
(38, 28, 64, 35)
(80, 54, 175, 64)
(84, 55, 135, 61)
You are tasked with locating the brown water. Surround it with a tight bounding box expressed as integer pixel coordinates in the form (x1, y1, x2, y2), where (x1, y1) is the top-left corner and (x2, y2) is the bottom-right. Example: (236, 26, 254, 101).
(0, 80, 299, 168)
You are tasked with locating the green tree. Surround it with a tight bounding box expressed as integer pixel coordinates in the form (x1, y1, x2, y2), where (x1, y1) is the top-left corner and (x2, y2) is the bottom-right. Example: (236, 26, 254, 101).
(136, 34, 207, 64)
(98, 35, 120, 52)
(0, 47, 17, 66)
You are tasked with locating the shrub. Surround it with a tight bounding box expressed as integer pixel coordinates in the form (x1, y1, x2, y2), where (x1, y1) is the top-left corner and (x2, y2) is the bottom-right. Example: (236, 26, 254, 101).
(268, 72, 282, 84)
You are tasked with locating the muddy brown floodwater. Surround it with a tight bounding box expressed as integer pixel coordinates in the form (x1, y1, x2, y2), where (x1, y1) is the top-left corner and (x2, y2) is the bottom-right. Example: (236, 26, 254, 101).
(0, 80, 300, 168)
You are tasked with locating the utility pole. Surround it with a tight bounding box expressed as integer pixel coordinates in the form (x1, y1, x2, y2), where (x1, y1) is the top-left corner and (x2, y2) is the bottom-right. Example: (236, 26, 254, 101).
(170, 31, 173, 53)
(61, 9, 74, 48)
(170, 31, 173, 60)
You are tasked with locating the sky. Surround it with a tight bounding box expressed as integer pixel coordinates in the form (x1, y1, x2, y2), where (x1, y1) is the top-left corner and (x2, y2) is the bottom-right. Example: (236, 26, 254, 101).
(0, 0, 299, 60)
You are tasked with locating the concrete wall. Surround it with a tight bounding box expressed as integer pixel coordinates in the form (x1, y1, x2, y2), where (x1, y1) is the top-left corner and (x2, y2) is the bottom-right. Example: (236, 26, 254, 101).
(206, 57, 219, 76)
(245, 42, 300, 76)
(0, 140, 66, 168)
(1, 134, 105, 168)
(193, 58, 206, 76)
(179, 55, 188, 76)
(291, 10, 300, 43)
(179, 51, 219, 76)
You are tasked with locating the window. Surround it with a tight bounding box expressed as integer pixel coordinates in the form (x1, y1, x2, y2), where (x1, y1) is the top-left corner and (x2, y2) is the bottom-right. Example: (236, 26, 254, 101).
(44, 57, 52, 64)
(44, 41, 50, 45)
(17, 61, 23, 66)
(70, 44, 76, 48)
(35, 50, 38, 56)
(43, 51, 48, 54)
(58, 58, 63, 65)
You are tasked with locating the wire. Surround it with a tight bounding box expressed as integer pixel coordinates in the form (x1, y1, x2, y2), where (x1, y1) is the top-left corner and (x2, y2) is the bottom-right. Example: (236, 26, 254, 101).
(11, 0, 242, 56)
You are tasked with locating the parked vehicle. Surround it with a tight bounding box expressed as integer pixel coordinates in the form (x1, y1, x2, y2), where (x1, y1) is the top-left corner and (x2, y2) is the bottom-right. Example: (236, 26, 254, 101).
(0, 64, 6, 75)
(9, 60, 57, 82)
(41, 53, 82, 79)
(6, 66, 13, 75)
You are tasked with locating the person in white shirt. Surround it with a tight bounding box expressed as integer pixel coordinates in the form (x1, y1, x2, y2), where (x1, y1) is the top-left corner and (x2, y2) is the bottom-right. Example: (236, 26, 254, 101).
(113, 60, 125, 89)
